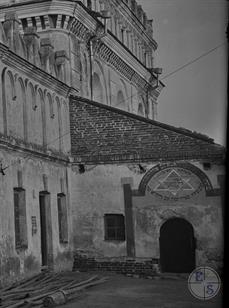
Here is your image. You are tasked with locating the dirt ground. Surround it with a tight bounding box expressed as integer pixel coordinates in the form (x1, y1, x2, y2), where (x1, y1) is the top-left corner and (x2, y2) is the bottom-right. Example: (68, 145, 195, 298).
(59, 272, 222, 308)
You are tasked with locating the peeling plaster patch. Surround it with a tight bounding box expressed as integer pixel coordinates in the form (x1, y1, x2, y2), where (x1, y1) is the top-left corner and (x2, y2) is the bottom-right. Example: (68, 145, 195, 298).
(0, 256, 20, 275)
(185, 206, 204, 226)
(206, 248, 223, 263)
(135, 209, 157, 234)
(197, 248, 223, 273)
(197, 237, 213, 250)
(24, 254, 40, 272)
(158, 209, 180, 221)
(0, 236, 20, 287)
(205, 206, 219, 223)
(54, 250, 73, 271)
(0, 238, 21, 286)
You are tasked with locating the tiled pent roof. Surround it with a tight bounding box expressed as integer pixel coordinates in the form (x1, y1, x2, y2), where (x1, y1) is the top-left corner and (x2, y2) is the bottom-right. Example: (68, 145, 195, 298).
(70, 96, 225, 164)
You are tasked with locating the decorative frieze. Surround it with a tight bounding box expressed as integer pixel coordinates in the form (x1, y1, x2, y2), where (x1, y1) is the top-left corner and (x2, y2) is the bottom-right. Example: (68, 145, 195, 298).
(0, 6, 160, 95)
(92, 38, 151, 90)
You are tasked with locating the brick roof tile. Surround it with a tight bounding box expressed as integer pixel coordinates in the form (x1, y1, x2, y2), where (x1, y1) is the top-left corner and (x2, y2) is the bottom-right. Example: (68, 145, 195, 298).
(69, 96, 225, 164)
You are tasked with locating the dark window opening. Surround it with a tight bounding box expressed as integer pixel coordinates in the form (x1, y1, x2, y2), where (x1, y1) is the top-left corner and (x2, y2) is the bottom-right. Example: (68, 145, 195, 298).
(14, 188, 28, 249)
(57, 193, 68, 244)
(121, 29, 124, 44)
(104, 214, 125, 241)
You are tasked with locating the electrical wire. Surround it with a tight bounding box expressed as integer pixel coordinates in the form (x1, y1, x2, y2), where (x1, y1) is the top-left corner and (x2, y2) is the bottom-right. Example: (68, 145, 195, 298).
(1, 105, 108, 171)
(87, 41, 227, 108)
(0, 41, 226, 173)
(161, 41, 226, 81)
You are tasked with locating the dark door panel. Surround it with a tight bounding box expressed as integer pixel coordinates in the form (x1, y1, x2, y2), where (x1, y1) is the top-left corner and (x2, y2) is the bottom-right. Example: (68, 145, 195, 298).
(160, 218, 195, 273)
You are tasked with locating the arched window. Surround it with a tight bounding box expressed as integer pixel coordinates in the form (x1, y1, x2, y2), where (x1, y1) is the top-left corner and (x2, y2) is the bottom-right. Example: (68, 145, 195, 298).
(79, 60, 83, 82)
(138, 103, 144, 116)
(93, 73, 103, 103)
(47, 94, 54, 119)
(116, 90, 125, 110)
(83, 54, 89, 96)
(84, 54, 88, 78)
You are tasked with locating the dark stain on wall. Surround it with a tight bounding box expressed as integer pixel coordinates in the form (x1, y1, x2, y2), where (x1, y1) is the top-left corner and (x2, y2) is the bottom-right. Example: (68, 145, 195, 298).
(0, 237, 21, 287)
(135, 210, 157, 234)
(24, 254, 40, 272)
(0, 256, 20, 288)
(55, 250, 73, 264)
(0, 256, 20, 275)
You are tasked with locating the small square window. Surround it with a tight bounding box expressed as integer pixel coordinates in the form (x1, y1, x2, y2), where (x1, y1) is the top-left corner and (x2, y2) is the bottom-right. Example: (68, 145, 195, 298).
(104, 214, 125, 241)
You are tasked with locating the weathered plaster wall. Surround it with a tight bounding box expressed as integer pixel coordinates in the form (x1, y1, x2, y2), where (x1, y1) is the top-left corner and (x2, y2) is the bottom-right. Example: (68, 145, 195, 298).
(71, 162, 224, 271)
(134, 162, 224, 271)
(0, 148, 72, 287)
(71, 164, 136, 257)
(0, 62, 71, 155)
(133, 198, 223, 267)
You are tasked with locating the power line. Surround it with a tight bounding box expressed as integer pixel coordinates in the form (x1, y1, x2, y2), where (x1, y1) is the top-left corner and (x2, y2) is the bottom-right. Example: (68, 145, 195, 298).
(1, 102, 111, 171)
(161, 42, 226, 80)
(94, 41, 227, 107)
(1, 42, 226, 173)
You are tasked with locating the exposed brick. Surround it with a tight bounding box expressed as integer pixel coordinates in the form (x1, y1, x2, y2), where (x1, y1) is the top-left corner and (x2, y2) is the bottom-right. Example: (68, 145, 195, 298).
(72, 253, 159, 276)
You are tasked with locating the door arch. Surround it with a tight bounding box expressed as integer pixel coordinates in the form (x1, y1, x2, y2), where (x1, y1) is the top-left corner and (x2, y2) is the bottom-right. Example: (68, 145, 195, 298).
(159, 218, 195, 273)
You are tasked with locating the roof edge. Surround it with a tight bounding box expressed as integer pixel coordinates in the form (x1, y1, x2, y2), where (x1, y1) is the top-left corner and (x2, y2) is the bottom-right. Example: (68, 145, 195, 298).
(70, 95, 223, 147)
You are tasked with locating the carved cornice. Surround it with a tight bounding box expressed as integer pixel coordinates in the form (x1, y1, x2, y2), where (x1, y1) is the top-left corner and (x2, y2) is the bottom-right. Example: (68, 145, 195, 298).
(92, 39, 156, 90)
(0, 42, 73, 98)
(68, 17, 91, 41)
(0, 1, 158, 93)
(64, 15, 155, 91)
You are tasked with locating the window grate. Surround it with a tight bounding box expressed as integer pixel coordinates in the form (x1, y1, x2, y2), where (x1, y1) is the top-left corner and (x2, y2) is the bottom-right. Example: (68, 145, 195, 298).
(104, 214, 125, 241)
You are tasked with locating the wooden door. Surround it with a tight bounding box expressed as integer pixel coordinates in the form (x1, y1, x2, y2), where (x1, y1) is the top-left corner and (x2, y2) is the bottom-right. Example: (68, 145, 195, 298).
(39, 192, 53, 266)
(160, 218, 195, 273)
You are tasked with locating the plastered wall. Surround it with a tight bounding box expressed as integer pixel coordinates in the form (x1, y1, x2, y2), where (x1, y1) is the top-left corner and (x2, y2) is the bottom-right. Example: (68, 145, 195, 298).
(70, 162, 224, 271)
(0, 148, 72, 287)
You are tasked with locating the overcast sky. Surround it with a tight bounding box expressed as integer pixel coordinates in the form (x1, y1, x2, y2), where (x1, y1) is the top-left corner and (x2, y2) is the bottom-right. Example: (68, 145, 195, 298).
(138, 0, 228, 145)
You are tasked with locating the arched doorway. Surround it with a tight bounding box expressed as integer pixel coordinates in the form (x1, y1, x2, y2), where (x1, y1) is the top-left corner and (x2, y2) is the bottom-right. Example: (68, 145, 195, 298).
(159, 218, 195, 273)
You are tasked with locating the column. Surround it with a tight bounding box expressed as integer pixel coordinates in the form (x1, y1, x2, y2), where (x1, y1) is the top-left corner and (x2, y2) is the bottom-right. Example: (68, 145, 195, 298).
(122, 178, 135, 257)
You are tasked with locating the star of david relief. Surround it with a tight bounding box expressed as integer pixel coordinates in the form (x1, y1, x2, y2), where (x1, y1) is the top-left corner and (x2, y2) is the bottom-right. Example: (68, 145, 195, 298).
(154, 169, 194, 196)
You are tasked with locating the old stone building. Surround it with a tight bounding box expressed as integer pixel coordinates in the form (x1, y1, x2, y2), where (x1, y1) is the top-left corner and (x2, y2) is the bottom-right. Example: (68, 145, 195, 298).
(0, 0, 225, 286)
(69, 97, 224, 274)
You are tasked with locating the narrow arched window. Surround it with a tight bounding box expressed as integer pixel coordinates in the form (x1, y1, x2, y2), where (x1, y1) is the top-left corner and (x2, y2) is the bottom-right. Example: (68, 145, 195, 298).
(47, 94, 54, 119)
(138, 103, 144, 116)
(116, 90, 125, 110)
(92, 73, 103, 103)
